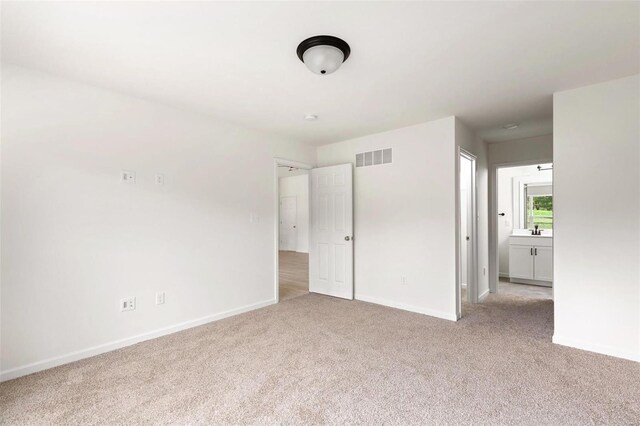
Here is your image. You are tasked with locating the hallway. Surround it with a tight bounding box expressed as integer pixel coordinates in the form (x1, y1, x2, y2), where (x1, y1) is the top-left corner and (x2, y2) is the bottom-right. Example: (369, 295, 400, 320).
(279, 251, 309, 301)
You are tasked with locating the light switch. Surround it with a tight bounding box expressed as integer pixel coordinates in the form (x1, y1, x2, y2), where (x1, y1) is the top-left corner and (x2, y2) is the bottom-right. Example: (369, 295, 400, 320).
(120, 171, 136, 184)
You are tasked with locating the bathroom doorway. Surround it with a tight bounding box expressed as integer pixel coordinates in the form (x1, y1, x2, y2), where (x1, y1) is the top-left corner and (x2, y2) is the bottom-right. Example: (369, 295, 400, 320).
(494, 162, 553, 300)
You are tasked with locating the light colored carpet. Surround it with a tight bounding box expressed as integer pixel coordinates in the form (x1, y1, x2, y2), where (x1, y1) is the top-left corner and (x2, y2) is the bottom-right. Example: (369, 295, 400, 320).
(279, 250, 309, 302)
(1, 293, 638, 425)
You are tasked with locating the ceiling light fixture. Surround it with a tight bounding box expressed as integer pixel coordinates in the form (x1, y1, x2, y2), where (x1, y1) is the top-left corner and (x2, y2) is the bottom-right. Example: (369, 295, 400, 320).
(304, 114, 318, 121)
(297, 35, 351, 75)
(503, 123, 519, 130)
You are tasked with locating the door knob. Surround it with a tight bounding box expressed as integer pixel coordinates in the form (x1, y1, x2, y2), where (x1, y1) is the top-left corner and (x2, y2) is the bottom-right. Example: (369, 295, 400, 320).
(498, 213, 505, 216)
(345, 236, 351, 241)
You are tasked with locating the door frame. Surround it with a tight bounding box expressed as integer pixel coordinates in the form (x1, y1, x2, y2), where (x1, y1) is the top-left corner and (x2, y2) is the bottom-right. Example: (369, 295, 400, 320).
(273, 158, 313, 303)
(456, 147, 478, 319)
(488, 157, 553, 294)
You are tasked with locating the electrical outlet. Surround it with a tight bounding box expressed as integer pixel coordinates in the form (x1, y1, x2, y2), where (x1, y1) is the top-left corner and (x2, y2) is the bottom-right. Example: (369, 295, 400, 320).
(400, 276, 407, 285)
(155, 174, 165, 185)
(120, 297, 136, 312)
(155, 292, 165, 305)
(120, 170, 136, 184)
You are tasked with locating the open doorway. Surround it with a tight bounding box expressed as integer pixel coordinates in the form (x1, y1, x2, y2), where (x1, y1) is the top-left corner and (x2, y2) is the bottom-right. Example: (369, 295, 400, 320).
(277, 162, 311, 302)
(494, 162, 553, 300)
(274, 159, 355, 303)
(456, 148, 478, 318)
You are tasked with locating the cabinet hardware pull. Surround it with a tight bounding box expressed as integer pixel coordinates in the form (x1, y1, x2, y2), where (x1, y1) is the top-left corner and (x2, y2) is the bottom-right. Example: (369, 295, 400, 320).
(531, 248, 533, 256)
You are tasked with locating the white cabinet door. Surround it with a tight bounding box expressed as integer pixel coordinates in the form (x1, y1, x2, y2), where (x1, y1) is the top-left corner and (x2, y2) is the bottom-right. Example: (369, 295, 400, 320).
(309, 164, 353, 300)
(509, 245, 534, 279)
(534, 246, 553, 282)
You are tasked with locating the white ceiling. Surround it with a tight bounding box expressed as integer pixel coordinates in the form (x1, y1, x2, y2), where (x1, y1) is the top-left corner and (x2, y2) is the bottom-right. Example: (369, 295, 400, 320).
(2, 1, 638, 146)
(477, 117, 553, 143)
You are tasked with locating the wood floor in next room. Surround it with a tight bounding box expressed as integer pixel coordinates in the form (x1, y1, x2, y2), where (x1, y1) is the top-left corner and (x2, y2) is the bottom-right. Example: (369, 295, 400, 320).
(279, 250, 309, 301)
(1, 292, 638, 424)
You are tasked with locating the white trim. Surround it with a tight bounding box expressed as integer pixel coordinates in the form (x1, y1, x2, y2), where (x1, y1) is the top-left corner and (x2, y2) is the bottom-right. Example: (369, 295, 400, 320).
(357, 295, 457, 322)
(273, 158, 313, 304)
(0, 299, 275, 382)
(478, 288, 490, 301)
(509, 277, 552, 287)
(552, 334, 640, 363)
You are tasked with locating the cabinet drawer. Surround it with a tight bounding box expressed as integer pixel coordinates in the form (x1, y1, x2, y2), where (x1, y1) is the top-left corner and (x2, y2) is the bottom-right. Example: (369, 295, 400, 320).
(509, 236, 552, 247)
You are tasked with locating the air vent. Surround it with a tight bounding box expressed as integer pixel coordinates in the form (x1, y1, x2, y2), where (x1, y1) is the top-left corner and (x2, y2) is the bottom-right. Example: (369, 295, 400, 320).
(356, 148, 392, 168)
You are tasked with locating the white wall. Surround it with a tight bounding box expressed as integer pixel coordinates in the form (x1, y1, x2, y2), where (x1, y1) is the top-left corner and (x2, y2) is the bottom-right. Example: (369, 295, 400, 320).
(317, 117, 458, 320)
(489, 134, 553, 165)
(278, 174, 309, 253)
(553, 74, 640, 362)
(497, 165, 552, 277)
(0, 66, 316, 380)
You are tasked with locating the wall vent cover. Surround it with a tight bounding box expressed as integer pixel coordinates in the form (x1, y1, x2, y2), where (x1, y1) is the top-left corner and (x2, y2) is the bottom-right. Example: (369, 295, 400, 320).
(356, 148, 392, 168)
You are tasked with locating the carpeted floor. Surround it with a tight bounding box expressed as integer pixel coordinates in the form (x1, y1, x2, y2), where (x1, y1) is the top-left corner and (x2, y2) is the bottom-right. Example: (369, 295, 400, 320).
(1, 293, 638, 425)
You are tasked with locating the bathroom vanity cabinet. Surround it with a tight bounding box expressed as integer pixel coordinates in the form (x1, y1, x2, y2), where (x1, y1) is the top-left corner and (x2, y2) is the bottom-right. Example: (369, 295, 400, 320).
(508, 235, 553, 286)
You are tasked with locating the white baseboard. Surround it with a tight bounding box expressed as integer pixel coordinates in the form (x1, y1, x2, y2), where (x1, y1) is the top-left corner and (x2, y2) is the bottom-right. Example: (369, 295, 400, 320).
(552, 334, 639, 363)
(499, 272, 509, 278)
(478, 288, 490, 301)
(0, 299, 276, 382)
(356, 294, 457, 321)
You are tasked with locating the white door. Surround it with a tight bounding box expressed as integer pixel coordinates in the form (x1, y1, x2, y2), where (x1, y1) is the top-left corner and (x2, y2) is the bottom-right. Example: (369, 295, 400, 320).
(460, 187, 469, 286)
(279, 196, 297, 251)
(534, 246, 553, 282)
(509, 245, 534, 279)
(309, 164, 354, 300)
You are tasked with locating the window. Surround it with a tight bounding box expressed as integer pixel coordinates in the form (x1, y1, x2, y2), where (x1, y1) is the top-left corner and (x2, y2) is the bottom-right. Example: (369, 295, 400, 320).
(524, 185, 552, 229)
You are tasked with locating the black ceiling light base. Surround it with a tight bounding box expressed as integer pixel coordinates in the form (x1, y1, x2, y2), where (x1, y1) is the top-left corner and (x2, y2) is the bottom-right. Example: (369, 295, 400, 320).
(296, 35, 351, 63)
